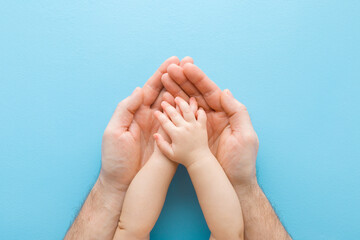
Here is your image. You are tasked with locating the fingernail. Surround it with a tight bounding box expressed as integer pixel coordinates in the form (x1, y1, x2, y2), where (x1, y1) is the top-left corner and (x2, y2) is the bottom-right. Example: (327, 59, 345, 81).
(183, 62, 193, 68)
(161, 73, 168, 80)
(225, 89, 233, 97)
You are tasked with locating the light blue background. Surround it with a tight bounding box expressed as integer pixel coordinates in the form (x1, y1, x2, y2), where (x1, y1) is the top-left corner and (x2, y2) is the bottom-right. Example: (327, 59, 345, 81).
(1, 1, 359, 239)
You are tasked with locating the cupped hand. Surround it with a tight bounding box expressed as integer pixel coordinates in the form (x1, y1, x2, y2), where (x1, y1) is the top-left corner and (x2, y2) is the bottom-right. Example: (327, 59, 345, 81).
(217, 89, 259, 186)
(162, 62, 259, 186)
(99, 56, 193, 193)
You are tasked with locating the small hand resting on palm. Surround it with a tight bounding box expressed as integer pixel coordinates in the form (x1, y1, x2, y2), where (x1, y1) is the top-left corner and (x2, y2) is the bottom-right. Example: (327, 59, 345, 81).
(66, 57, 290, 240)
(112, 96, 244, 240)
(154, 97, 244, 240)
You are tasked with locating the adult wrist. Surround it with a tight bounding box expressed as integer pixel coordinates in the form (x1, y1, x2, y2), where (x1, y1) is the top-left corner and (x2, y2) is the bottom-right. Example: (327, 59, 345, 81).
(95, 177, 127, 212)
(233, 180, 260, 200)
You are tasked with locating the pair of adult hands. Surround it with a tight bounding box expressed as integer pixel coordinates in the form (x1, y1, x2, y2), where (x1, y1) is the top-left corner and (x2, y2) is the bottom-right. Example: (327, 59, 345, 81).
(100, 56, 259, 197)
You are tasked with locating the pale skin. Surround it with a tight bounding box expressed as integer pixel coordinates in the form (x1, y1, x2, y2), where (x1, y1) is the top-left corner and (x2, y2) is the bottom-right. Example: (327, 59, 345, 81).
(162, 62, 292, 240)
(65, 56, 291, 240)
(112, 97, 198, 240)
(113, 146, 176, 240)
(64, 56, 193, 240)
(154, 97, 244, 240)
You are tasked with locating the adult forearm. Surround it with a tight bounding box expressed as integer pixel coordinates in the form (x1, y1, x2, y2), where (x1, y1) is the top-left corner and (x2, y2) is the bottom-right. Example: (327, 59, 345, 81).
(64, 178, 126, 240)
(234, 183, 291, 240)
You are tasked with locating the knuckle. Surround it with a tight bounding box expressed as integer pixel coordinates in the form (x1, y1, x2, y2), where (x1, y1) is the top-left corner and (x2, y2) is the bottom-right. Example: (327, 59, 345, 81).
(162, 118, 170, 125)
(103, 128, 117, 139)
(116, 103, 123, 112)
(169, 111, 178, 118)
(182, 105, 190, 113)
(185, 123, 192, 130)
(159, 114, 166, 121)
(196, 122, 203, 129)
(117, 98, 127, 109)
(238, 103, 248, 112)
(242, 132, 258, 146)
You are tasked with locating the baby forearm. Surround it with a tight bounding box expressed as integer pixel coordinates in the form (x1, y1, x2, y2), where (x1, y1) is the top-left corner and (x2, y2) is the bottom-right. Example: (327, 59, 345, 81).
(154, 97, 244, 239)
(113, 152, 178, 240)
(187, 151, 244, 240)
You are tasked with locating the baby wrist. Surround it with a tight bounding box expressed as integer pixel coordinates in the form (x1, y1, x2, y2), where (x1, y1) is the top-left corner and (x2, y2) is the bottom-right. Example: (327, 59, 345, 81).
(184, 149, 213, 170)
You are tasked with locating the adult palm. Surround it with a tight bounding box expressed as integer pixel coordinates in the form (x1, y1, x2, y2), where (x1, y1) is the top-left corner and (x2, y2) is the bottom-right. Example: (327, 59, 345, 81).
(133, 57, 195, 166)
(100, 56, 194, 192)
(163, 63, 259, 186)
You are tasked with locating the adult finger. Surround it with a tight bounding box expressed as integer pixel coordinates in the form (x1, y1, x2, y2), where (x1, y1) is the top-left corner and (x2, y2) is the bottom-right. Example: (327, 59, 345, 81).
(175, 97, 195, 122)
(151, 88, 166, 110)
(161, 73, 190, 101)
(128, 121, 141, 139)
(162, 91, 175, 106)
(167, 64, 210, 111)
(189, 97, 198, 115)
(143, 56, 180, 106)
(220, 89, 254, 132)
(109, 87, 143, 131)
(161, 101, 186, 126)
(180, 56, 194, 67)
(183, 63, 222, 111)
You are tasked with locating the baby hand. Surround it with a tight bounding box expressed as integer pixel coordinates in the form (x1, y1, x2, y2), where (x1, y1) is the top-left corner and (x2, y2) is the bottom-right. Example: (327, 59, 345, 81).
(153, 97, 209, 167)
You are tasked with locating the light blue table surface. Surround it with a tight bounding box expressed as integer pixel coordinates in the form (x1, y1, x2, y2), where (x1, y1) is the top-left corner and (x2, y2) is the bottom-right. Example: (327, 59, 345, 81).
(1, 1, 359, 239)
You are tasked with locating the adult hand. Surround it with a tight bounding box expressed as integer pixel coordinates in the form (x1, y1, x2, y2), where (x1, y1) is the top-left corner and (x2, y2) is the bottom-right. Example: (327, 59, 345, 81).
(99, 56, 194, 193)
(161, 63, 259, 186)
(65, 56, 194, 240)
(162, 63, 292, 240)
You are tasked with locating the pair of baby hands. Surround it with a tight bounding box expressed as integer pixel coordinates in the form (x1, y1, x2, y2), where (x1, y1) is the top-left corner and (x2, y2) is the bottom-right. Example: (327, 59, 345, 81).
(152, 97, 244, 239)
(115, 97, 244, 240)
(153, 97, 209, 168)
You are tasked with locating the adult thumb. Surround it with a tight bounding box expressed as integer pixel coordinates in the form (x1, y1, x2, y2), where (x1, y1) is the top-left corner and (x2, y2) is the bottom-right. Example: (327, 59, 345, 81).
(112, 87, 144, 130)
(220, 89, 253, 131)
